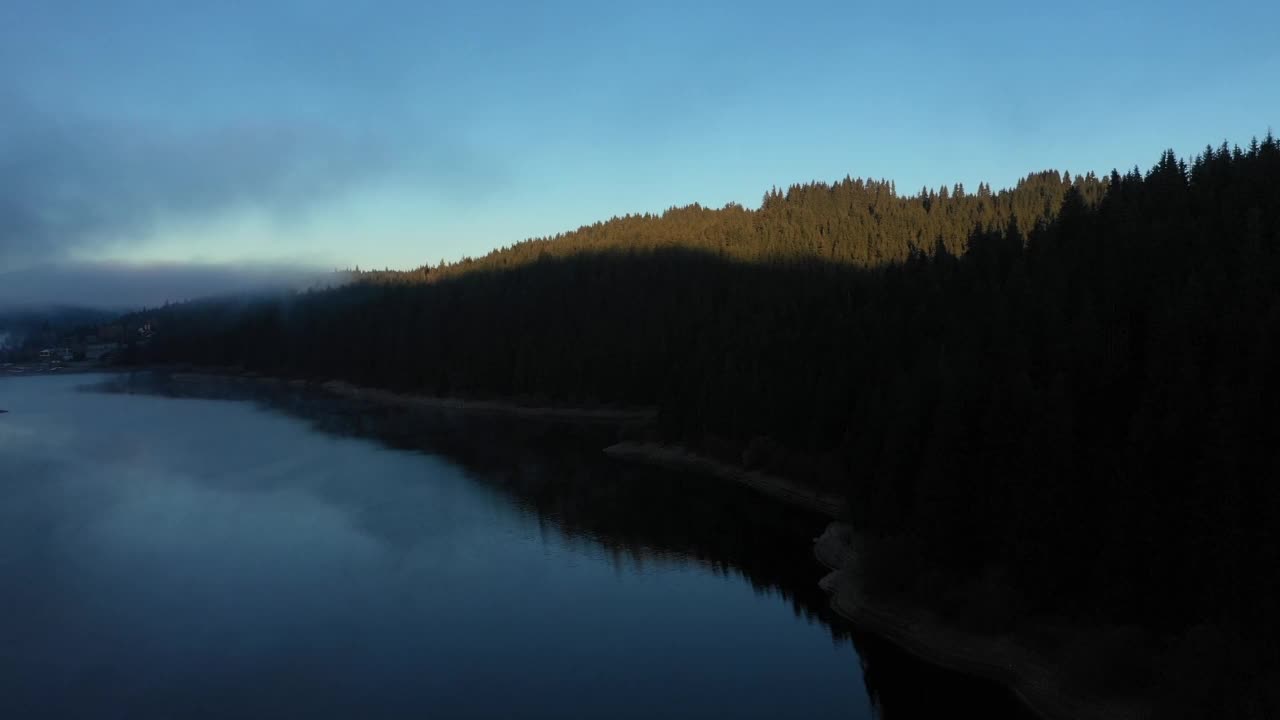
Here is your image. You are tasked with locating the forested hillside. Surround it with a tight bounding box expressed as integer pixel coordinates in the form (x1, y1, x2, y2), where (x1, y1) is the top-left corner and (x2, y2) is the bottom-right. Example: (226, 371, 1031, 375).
(130, 136, 1280, 711)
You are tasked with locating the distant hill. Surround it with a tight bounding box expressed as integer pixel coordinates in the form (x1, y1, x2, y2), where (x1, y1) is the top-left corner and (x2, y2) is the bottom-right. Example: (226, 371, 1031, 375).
(123, 135, 1280, 716)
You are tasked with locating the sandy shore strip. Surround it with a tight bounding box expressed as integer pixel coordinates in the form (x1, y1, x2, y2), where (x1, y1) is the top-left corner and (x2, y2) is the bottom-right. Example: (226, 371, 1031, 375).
(815, 523, 1149, 720)
(156, 371, 658, 426)
(317, 381, 657, 424)
(599, 442, 1142, 720)
(602, 441, 845, 518)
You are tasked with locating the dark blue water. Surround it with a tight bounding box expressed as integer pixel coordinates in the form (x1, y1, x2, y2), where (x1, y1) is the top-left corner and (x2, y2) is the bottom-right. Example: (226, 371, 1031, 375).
(0, 374, 870, 719)
(2, 373, 1042, 719)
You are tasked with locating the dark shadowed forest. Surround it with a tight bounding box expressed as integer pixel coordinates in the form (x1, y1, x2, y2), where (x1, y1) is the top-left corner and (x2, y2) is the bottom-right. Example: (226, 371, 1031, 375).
(123, 136, 1280, 714)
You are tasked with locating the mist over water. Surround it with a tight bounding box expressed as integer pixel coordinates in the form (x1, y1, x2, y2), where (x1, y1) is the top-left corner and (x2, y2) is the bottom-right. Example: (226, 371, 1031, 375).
(0, 262, 347, 310)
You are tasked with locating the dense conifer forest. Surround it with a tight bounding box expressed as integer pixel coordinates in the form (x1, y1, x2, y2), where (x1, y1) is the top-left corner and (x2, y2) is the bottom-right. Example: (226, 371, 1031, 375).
(128, 136, 1280, 711)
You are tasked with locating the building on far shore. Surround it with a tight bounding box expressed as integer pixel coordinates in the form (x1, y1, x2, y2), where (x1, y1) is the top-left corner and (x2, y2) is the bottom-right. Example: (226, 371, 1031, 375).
(86, 342, 121, 361)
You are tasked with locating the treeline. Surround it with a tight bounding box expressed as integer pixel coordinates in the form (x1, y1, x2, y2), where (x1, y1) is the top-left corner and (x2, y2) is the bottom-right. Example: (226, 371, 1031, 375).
(139, 168, 1098, 407)
(133, 136, 1280, 710)
(0, 306, 115, 359)
(365, 169, 1104, 279)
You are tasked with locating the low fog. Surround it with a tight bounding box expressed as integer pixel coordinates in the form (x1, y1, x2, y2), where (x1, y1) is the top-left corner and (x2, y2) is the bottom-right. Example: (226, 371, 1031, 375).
(0, 262, 348, 311)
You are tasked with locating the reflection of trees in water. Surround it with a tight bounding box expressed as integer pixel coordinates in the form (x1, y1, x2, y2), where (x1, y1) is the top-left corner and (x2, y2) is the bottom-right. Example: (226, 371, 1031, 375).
(93, 372, 850, 634)
(91, 372, 1034, 719)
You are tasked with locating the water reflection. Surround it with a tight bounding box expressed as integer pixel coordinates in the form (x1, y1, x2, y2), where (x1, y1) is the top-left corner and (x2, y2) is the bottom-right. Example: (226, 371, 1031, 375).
(92, 371, 1040, 720)
(0, 372, 1035, 719)
(91, 371, 852, 632)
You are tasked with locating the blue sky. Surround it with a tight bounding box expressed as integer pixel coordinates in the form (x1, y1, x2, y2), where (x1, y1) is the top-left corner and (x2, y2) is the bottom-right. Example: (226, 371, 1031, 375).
(2, 0, 1278, 277)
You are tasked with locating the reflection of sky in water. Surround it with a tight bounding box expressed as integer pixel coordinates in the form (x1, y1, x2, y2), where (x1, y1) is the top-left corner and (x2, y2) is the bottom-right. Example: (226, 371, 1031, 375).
(0, 375, 867, 719)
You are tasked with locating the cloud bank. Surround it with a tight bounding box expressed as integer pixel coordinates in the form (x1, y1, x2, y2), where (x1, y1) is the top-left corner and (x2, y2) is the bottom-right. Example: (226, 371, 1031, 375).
(0, 96, 403, 267)
(0, 262, 348, 310)
(0, 1, 505, 272)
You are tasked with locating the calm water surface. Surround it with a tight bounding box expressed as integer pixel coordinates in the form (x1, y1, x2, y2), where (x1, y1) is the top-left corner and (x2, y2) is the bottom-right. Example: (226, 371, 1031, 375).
(0, 374, 1031, 719)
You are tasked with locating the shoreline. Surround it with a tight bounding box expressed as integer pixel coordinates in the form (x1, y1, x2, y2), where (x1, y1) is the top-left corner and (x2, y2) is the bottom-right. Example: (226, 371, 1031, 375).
(5, 365, 657, 426)
(606, 439, 1151, 720)
(107, 367, 657, 426)
(314, 379, 656, 425)
(602, 441, 845, 518)
(31, 364, 1146, 718)
(1, 361, 126, 378)
(814, 524, 1148, 720)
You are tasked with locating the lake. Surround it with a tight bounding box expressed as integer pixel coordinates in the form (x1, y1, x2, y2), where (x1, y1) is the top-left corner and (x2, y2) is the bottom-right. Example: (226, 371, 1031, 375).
(0, 373, 1031, 719)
